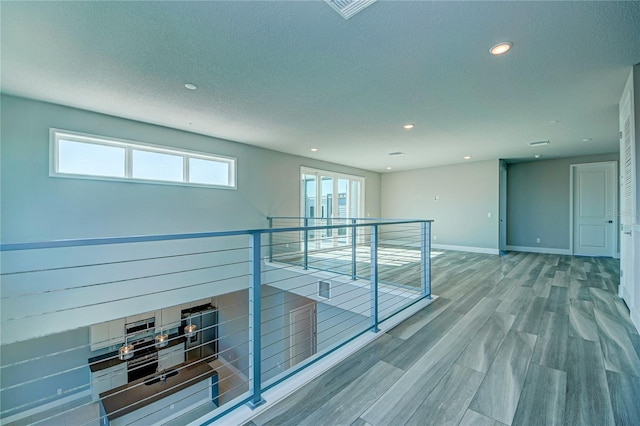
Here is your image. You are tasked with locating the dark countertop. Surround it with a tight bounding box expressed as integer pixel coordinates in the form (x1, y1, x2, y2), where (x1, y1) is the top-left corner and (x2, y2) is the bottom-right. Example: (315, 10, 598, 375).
(89, 336, 185, 373)
(100, 360, 216, 421)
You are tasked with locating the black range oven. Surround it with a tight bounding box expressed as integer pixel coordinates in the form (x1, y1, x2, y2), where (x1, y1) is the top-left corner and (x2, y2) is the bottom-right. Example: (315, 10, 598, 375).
(127, 338, 158, 382)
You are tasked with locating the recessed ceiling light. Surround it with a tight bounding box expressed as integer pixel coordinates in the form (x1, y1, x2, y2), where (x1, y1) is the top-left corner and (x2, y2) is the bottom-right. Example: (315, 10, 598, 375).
(403, 123, 415, 130)
(550, 120, 559, 124)
(529, 140, 550, 147)
(581, 138, 592, 142)
(534, 154, 543, 159)
(463, 155, 472, 160)
(386, 166, 392, 170)
(184, 83, 197, 90)
(489, 42, 512, 56)
(310, 148, 318, 152)
(389, 151, 405, 156)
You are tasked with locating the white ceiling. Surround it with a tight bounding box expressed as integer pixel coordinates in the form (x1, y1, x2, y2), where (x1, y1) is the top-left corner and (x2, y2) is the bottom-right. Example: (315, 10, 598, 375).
(2, 1, 639, 172)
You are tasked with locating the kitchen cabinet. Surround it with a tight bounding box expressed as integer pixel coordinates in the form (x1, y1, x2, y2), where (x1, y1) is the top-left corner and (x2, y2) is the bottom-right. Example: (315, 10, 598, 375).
(90, 318, 125, 351)
(126, 310, 155, 325)
(91, 363, 126, 400)
(181, 298, 211, 311)
(159, 305, 181, 330)
(158, 343, 184, 369)
(90, 322, 109, 351)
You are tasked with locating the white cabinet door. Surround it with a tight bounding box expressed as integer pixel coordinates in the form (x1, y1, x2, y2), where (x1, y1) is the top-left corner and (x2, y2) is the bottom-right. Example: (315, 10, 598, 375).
(90, 322, 110, 351)
(161, 305, 182, 330)
(158, 344, 185, 369)
(91, 319, 125, 351)
(91, 370, 111, 400)
(125, 313, 140, 324)
(91, 363, 127, 400)
(107, 318, 125, 347)
(110, 364, 127, 389)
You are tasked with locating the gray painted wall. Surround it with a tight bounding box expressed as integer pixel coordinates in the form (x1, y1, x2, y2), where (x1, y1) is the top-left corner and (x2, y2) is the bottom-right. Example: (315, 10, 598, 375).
(381, 160, 500, 250)
(0, 95, 381, 417)
(0, 327, 91, 419)
(507, 153, 619, 250)
(0, 95, 381, 243)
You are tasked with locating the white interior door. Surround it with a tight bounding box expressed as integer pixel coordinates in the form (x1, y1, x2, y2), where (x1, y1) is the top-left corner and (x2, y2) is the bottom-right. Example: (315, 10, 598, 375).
(619, 70, 636, 309)
(289, 303, 317, 367)
(572, 162, 617, 257)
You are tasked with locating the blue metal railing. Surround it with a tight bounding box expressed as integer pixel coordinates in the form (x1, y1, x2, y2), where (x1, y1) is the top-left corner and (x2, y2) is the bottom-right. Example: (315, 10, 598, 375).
(268, 216, 432, 296)
(0, 217, 432, 425)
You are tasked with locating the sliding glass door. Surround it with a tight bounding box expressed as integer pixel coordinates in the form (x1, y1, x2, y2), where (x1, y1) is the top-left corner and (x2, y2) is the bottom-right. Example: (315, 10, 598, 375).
(301, 167, 364, 249)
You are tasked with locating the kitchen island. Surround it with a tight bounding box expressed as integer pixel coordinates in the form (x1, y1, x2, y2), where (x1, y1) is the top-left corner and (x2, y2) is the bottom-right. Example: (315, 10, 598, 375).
(99, 360, 218, 425)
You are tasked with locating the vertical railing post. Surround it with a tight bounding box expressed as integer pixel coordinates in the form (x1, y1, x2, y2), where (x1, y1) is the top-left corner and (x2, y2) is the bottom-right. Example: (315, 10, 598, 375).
(421, 221, 432, 299)
(303, 217, 309, 270)
(268, 217, 273, 263)
(370, 224, 380, 332)
(248, 232, 265, 409)
(351, 219, 357, 280)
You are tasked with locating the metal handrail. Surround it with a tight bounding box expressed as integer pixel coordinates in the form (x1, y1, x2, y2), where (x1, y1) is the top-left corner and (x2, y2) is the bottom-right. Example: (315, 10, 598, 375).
(1, 217, 433, 425)
(268, 216, 432, 222)
(0, 219, 432, 251)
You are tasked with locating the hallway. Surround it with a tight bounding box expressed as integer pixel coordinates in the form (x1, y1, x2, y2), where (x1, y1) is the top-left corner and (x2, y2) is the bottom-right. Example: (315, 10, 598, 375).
(248, 251, 640, 426)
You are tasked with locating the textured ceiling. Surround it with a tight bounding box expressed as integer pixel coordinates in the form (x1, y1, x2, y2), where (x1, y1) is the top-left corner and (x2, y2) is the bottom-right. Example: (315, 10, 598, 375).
(2, 1, 640, 172)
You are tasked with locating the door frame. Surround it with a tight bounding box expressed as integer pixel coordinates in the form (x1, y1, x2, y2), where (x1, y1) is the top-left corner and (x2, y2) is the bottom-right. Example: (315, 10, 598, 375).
(499, 160, 508, 255)
(569, 161, 618, 257)
(619, 68, 637, 316)
(300, 166, 366, 249)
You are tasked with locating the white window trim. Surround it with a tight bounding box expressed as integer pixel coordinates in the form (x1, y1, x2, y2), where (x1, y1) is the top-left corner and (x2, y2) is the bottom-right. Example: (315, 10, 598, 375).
(49, 128, 237, 190)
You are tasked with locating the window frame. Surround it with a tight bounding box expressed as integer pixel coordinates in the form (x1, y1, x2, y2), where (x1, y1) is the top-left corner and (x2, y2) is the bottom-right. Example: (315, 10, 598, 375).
(300, 166, 366, 219)
(49, 129, 237, 190)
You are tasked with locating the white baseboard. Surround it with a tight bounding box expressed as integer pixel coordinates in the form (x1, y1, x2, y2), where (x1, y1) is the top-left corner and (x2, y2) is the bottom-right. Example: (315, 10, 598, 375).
(0, 389, 91, 426)
(431, 244, 499, 255)
(506, 245, 572, 255)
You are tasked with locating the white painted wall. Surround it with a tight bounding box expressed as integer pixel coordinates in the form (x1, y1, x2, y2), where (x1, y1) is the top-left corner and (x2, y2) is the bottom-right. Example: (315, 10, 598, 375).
(507, 154, 619, 253)
(381, 160, 500, 252)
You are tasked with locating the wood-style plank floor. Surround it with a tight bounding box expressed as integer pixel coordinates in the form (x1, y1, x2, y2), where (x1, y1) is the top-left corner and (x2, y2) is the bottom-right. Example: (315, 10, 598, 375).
(248, 250, 640, 426)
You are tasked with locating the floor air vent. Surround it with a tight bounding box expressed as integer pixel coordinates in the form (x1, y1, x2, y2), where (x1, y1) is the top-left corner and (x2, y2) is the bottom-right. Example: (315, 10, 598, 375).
(318, 280, 332, 300)
(324, 0, 377, 20)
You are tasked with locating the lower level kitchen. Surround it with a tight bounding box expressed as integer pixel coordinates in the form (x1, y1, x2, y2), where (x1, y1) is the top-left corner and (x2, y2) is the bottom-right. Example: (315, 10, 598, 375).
(2, 284, 360, 425)
(86, 298, 248, 425)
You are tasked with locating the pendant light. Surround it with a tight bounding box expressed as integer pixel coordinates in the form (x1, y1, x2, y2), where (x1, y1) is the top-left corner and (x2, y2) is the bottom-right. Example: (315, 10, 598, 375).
(155, 310, 169, 348)
(184, 323, 197, 337)
(119, 343, 134, 360)
(155, 332, 168, 348)
(184, 301, 197, 337)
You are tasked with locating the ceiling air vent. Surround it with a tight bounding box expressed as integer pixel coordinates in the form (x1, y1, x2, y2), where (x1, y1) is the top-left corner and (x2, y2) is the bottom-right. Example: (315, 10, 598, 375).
(318, 280, 332, 300)
(324, 0, 377, 20)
